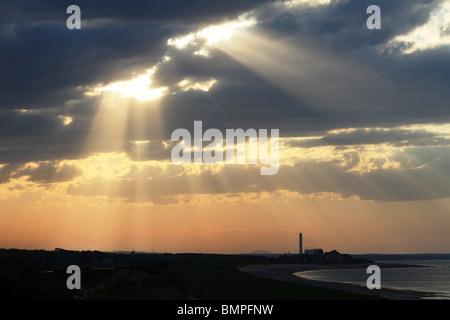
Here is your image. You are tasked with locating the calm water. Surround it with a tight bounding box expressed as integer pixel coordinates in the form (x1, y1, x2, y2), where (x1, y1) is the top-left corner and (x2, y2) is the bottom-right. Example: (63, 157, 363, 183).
(295, 260, 450, 299)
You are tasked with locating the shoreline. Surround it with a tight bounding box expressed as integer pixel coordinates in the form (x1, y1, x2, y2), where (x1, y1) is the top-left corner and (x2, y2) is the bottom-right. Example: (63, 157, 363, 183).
(238, 263, 438, 300)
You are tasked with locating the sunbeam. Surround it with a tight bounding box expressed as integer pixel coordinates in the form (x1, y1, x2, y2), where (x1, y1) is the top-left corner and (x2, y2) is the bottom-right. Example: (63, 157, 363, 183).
(217, 28, 398, 111)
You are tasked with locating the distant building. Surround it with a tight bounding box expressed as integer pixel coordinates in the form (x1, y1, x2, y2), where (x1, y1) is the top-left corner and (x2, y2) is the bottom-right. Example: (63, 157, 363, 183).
(275, 234, 353, 264)
(304, 248, 323, 255)
(325, 250, 341, 262)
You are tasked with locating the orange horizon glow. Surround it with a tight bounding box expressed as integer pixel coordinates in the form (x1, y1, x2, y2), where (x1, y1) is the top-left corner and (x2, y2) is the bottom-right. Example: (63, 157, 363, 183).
(1, 184, 450, 254)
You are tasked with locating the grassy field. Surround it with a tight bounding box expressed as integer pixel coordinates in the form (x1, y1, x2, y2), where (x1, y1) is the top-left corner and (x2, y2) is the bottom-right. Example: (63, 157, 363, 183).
(167, 262, 380, 300)
(1, 258, 380, 299)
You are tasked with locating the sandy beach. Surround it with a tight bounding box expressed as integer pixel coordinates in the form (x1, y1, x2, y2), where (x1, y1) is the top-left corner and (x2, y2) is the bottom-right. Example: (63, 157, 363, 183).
(238, 263, 437, 300)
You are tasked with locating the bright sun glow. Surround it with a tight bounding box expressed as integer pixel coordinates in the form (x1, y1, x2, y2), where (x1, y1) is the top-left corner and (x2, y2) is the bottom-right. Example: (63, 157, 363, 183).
(59, 115, 73, 126)
(84, 16, 255, 102)
(389, 0, 450, 53)
(87, 68, 168, 102)
(178, 78, 217, 92)
(167, 14, 257, 51)
(198, 17, 257, 46)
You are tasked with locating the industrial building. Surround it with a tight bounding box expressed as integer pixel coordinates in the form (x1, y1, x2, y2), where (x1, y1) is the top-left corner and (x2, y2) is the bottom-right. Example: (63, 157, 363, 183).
(286, 232, 352, 264)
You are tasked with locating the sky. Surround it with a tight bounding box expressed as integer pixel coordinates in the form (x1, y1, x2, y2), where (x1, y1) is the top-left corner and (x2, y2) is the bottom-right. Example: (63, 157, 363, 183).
(0, 0, 449, 254)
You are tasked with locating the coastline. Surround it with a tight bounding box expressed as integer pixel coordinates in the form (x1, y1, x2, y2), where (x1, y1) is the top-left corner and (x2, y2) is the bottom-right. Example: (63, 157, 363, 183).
(238, 263, 437, 300)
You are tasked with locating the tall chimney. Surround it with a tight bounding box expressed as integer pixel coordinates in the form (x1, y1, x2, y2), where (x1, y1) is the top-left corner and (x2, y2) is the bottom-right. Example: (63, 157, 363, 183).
(299, 233, 303, 254)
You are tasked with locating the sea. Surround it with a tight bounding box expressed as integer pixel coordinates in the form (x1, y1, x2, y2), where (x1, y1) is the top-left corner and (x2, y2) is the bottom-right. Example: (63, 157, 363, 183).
(295, 260, 450, 299)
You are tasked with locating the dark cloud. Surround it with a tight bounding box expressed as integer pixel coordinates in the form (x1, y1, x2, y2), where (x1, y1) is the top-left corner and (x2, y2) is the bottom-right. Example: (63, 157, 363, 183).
(0, 161, 80, 184)
(12, 161, 81, 184)
(260, 0, 441, 48)
(285, 128, 450, 148)
(0, 22, 171, 110)
(0, 0, 274, 25)
(0, 107, 93, 165)
(0, 163, 21, 184)
(0, 130, 89, 165)
(0, 110, 68, 135)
